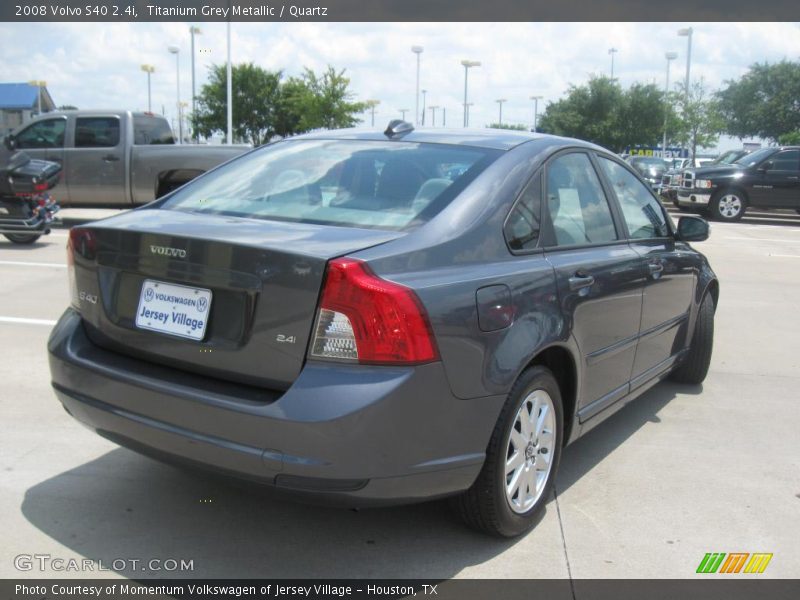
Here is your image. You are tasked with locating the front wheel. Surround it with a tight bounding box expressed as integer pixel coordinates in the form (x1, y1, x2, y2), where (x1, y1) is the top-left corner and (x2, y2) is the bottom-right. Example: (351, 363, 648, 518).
(451, 365, 563, 537)
(710, 189, 746, 222)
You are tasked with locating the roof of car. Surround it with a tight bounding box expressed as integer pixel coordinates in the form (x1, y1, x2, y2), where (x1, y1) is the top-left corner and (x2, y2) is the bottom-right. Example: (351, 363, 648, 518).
(292, 127, 544, 150)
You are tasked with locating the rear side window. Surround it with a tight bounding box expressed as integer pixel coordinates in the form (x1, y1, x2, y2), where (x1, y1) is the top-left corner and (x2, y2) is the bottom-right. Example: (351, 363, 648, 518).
(598, 157, 669, 239)
(505, 174, 542, 251)
(161, 139, 500, 231)
(544, 153, 618, 246)
(75, 117, 120, 148)
(769, 150, 799, 171)
(133, 116, 175, 145)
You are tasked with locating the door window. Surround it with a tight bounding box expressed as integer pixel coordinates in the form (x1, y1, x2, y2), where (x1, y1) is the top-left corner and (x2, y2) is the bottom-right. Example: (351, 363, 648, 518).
(75, 117, 120, 148)
(768, 150, 799, 171)
(598, 156, 669, 239)
(15, 118, 66, 149)
(544, 153, 617, 246)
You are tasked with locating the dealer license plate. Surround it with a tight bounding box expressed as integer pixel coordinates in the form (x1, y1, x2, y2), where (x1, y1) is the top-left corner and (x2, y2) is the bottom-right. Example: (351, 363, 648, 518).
(135, 279, 212, 341)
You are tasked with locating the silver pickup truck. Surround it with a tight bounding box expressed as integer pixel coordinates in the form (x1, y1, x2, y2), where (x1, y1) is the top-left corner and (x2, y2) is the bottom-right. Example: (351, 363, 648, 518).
(1, 111, 249, 206)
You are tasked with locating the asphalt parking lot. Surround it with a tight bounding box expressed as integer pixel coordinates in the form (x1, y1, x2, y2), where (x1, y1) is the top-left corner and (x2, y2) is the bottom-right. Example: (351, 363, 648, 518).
(1, 209, 798, 580)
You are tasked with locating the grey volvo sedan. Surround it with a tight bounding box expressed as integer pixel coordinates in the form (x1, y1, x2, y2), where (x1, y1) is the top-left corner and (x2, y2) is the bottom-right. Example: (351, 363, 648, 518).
(48, 123, 718, 537)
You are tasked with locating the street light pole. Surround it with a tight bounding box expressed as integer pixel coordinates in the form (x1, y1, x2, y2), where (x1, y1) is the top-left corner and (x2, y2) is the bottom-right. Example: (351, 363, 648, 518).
(662, 51, 678, 160)
(399, 108, 409, 120)
(189, 26, 201, 142)
(461, 60, 481, 127)
(678, 27, 693, 104)
(608, 47, 618, 79)
(429, 106, 439, 127)
(365, 100, 380, 127)
(140, 65, 155, 112)
(421, 89, 427, 126)
(530, 95, 543, 132)
(411, 46, 423, 126)
(226, 21, 232, 144)
(496, 99, 507, 125)
(167, 46, 181, 144)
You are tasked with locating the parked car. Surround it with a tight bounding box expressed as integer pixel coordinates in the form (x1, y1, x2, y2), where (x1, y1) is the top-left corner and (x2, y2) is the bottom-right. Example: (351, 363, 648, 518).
(661, 150, 754, 207)
(48, 123, 718, 537)
(625, 156, 668, 189)
(677, 146, 800, 220)
(1, 111, 248, 206)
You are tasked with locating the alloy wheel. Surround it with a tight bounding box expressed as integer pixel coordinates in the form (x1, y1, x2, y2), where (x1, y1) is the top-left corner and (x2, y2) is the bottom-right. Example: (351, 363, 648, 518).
(504, 389, 556, 514)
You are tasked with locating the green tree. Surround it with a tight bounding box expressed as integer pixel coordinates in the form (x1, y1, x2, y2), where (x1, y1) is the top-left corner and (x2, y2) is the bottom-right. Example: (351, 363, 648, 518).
(716, 60, 800, 142)
(538, 76, 625, 150)
(486, 122, 527, 131)
(671, 79, 725, 159)
(192, 62, 282, 145)
(286, 66, 367, 131)
(617, 82, 676, 150)
(778, 130, 800, 145)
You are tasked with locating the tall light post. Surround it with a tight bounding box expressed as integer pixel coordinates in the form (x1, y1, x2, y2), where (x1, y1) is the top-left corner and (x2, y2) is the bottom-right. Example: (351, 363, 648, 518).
(28, 80, 46, 115)
(429, 105, 439, 127)
(421, 89, 427, 126)
(608, 47, 618, 79)
(530, 95, 543, 132)
(167, 45, 182, 144)
(226, 22, 232, 144)
(399, 108, 409, 120)
(495, 98, 507, 125)
(365, 99, 380, 127)
(662, 51, 678, 159)
(461, 59, 481, 127)
(189, 26, 201, 142)
(411, 46, 423, 126)
(140, 65, 155, 112)
(678, 27, 693, 103)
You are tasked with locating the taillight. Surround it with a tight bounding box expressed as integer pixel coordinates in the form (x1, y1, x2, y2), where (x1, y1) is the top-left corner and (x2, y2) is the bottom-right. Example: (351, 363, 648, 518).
(310, 258, 439, 365)
(67, 228, 96, 309)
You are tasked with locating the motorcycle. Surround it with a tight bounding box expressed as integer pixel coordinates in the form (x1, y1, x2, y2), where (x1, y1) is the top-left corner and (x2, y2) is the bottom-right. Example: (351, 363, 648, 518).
(0, 151, 61, 244)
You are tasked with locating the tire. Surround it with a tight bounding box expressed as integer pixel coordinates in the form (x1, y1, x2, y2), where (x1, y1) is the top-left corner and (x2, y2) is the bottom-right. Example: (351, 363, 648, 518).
(451, 365, 564, 537)
(710, 189, 746, 222)
(671, 294, 715, 384)
(3, 233, 41, 244)
(1, 202, 42, 244)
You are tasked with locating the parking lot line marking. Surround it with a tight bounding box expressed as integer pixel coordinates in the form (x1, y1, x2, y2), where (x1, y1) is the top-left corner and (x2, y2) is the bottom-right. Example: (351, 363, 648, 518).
(0, 316, 57, 326)
(724, 237, 800, 243)
(0, 260, 66, 268)
(768, 254, 800, 258)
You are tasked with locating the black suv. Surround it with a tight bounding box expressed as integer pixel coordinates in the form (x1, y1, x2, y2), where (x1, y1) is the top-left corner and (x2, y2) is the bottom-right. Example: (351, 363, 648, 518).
(677, 146, 800, 221)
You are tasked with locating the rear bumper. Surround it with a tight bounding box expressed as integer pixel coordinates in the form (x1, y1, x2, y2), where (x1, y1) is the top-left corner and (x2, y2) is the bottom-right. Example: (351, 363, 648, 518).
(48, 309, 504, 507)
(677, 191, 712, 206)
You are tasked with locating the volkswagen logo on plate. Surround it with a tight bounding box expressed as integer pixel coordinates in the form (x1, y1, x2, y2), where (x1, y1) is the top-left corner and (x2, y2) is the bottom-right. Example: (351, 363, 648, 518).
(144, 288, 154, 302)
(197, 297, 208, 313)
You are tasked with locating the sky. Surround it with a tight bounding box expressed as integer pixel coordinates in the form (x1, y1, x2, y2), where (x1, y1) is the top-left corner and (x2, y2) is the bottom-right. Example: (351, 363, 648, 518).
(0, 21, 798, 151)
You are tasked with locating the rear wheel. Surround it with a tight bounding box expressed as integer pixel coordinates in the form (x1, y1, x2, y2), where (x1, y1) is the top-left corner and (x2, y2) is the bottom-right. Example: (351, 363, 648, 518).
(671, 294, 715, 384)
(452, 365, 563, 537)
(1, 202, 42, 244)
(710, 189, 746, 222)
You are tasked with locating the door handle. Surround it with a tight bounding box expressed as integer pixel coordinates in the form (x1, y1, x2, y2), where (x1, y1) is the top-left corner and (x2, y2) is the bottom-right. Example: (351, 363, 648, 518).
(648, 262, 664, 276)
(102, 155, 120, 162)
(787, 176, 798, 180)
(569, 273, 595, 291)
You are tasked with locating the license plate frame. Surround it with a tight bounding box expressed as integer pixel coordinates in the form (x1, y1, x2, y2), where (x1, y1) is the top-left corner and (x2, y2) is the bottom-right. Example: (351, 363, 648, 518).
(134, 279, 213, 341)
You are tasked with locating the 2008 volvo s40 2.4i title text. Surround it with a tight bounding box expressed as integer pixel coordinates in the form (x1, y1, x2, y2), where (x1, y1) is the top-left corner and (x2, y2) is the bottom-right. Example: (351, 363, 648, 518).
(48, 122, 718, 537)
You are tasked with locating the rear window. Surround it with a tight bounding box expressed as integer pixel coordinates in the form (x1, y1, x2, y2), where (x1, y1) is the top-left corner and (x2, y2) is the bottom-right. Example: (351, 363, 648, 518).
(133, 115, 175, 145)
(161, 139, 500, 230)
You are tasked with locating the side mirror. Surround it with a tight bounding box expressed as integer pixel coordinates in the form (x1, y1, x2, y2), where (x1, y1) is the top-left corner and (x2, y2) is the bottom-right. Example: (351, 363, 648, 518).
(3, 135, 16, 151)
(677, 215, 709, 242)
